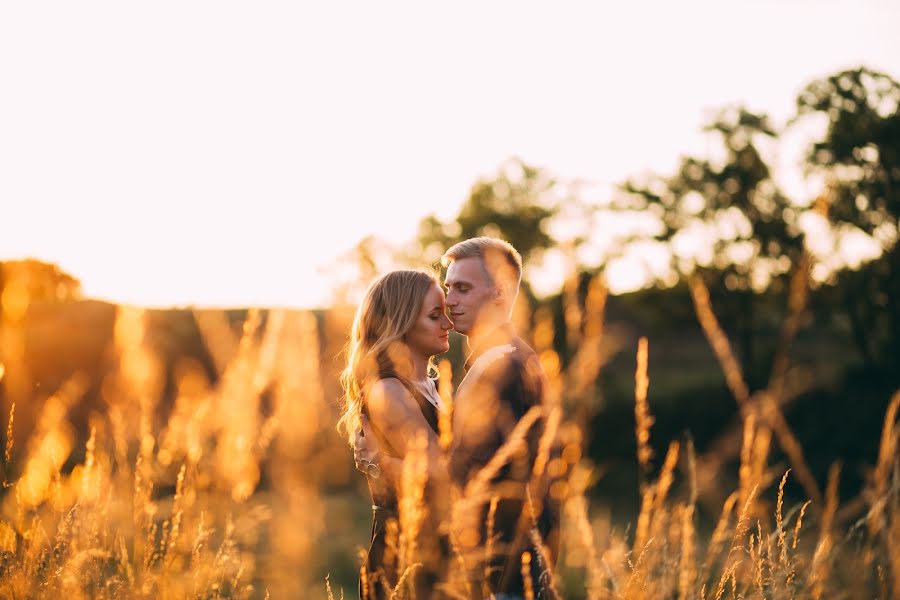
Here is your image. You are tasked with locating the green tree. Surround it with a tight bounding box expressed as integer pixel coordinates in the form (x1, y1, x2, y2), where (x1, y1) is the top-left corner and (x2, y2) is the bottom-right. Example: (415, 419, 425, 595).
(794, 67, 900, 374)
(622, 107, 805, 384)
(412, 158, 561, 268)
(326, 236, 397, 306)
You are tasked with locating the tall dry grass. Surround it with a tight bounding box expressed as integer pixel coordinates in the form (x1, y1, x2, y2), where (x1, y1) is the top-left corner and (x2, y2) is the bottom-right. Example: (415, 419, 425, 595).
(0, 264, 897, 599)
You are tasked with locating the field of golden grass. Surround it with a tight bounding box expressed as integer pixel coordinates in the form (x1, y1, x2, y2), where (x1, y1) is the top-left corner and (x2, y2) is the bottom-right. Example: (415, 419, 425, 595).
(0, 270, 898, 599)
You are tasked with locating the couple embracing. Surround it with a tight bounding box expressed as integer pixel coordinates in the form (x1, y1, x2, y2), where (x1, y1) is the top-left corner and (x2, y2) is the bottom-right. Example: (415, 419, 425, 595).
(338, 237, 561, 600)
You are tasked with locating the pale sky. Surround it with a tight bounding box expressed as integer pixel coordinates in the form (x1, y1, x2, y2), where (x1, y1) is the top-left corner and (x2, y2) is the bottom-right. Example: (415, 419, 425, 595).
(2, 1, 898, 308)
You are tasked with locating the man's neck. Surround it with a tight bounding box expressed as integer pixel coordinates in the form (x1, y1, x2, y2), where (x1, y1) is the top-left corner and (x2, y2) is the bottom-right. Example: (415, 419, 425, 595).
(466, 319, 513, 355)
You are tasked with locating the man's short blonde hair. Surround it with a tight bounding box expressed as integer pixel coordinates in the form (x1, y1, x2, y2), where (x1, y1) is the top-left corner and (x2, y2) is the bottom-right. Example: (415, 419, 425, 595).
(441, 236, 523, 290)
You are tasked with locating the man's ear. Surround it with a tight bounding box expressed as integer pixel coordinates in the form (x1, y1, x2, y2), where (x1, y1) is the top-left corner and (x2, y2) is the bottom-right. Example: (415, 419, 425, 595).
(492, 285, 505, 304)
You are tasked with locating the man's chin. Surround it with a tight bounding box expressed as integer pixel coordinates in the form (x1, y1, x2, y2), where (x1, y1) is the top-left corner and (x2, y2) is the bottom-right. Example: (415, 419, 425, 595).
(451, 317, 477, 336)
(452, 324, 470, 336)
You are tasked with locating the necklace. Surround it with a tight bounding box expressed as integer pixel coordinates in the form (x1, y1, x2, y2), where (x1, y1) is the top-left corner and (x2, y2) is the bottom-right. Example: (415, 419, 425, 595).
(414, 379, 442, 409)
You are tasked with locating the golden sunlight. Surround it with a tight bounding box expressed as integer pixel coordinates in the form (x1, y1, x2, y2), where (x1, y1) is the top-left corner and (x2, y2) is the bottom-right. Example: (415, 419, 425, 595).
(1, 3, 899, 598)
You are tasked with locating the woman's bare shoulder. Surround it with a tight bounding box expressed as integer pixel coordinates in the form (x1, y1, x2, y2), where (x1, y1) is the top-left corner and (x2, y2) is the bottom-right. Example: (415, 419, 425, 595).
(366, 378, 417, 419)
(367, 377, 411, 400)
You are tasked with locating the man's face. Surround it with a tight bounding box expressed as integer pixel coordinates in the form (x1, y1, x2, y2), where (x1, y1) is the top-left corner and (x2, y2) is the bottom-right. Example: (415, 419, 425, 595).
(444, 256, 494, 336)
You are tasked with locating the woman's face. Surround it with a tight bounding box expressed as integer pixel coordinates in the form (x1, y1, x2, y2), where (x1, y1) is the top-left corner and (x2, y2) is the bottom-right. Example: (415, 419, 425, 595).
(405, 282, 453, 358)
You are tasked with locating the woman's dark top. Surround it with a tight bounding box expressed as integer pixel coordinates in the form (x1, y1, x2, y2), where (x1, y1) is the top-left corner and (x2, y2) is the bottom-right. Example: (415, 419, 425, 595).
(358, 375, 441, 600)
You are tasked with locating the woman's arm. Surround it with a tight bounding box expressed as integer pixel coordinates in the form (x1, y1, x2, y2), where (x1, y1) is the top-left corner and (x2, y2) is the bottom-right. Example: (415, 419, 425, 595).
(365, 379, 452, 517)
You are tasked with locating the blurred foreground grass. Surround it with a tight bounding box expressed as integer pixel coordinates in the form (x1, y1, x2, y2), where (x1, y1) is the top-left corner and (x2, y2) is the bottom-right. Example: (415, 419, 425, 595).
(0, 272, 898, 599)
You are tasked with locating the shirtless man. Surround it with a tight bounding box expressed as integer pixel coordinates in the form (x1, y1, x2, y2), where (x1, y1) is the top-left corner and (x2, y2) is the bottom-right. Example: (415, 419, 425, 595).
(355, 237, 559, 600)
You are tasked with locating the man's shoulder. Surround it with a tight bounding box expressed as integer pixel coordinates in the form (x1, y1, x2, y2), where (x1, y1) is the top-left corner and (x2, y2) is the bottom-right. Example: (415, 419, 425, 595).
(463, 337, 545, 396)
(510, 335, 538, 362)
(465, 340, 528, 383)
(469, 332, 539, 368)
(490, 335, 542, 376)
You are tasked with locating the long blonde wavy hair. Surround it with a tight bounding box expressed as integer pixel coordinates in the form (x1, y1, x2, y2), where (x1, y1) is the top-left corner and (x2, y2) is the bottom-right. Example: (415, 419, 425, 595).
(338, 269, 442, 445)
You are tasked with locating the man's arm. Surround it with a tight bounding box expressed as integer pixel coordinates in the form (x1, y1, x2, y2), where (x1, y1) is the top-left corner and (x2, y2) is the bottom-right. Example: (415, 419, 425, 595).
(353, 415, 402, 485)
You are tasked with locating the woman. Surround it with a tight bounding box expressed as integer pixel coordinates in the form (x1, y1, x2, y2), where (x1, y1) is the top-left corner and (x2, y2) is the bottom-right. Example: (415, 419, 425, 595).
(338, 269, 453, 600)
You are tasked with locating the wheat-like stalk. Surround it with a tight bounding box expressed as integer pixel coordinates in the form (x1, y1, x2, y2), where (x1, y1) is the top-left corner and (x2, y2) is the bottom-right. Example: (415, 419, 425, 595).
(398, 431, 429, 589)
(567, 275, 608, 409)
(726, 484, 758, 569)
(634, 337, 654, 485)
(688, 275, 750, 407)
(568, 492, 605, 599)
(775, 470, 790, 571)
(562, 246, 584, 356)
(4, 258, 900, 598)
(809, 462, 841, 598)
(437, 359, 454, 451)
(623, 536, 655, 599)
(713, 560, 740, 600)
(700, 492, 738, 581)
(390, 562, 422, 600)
(521, 550, 536, 600)
(462, 406, 544, 500)
(3, 401, 14, 488)
(870, 390, 900, 536)
(678, 504, 697, 600)
(483, 495, 500, 589)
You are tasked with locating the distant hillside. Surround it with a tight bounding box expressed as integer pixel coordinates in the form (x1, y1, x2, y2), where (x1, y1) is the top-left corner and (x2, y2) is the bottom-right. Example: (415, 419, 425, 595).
(0, 275, 893, 511)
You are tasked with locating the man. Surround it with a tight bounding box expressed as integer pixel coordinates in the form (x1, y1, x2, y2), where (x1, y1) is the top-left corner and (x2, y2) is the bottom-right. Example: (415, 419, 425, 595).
(355, 237, 559, 599)
(441, 237, 559, 600)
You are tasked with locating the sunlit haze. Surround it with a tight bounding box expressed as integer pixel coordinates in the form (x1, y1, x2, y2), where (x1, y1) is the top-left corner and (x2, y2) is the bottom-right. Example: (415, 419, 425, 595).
(2, 1, 898, 308)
